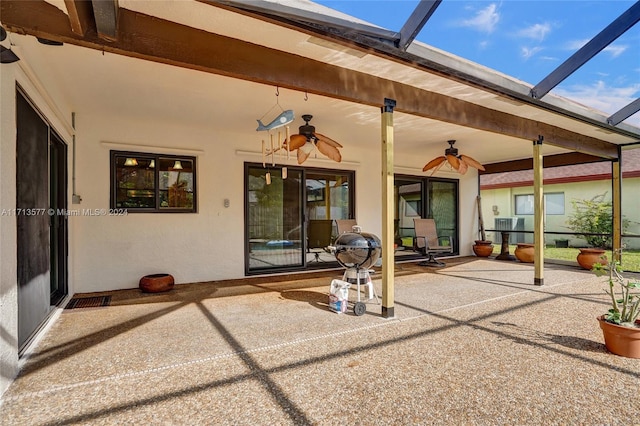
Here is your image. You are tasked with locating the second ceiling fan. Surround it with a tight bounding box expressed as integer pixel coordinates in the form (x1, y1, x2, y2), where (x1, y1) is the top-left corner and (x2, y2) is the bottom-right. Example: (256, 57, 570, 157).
(422, 140, 485, 175)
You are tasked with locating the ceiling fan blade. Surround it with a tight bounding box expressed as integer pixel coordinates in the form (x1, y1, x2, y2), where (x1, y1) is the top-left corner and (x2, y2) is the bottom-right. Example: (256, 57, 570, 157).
(316, 139, 342, 162)
(297, 147, 310, 164)
(314, 133, 343, 148)
(446, 154, 460, 170)
(430, 158, 448, 176)
(459, 154, 485, 171)
(422, 156, 446, 172)
(457, 158, 469, 175)
(286, 134, 307, 151)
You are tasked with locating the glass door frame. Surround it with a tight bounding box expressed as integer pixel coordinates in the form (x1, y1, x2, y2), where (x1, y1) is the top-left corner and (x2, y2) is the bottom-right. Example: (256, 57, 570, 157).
(244, 162, 355, 275)
(394, 174, 460, 257)
(49, 130, 68, 306)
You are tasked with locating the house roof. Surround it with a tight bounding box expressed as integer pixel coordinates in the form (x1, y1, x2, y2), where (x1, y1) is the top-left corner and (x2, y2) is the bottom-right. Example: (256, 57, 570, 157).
(480, 147, 640, 189)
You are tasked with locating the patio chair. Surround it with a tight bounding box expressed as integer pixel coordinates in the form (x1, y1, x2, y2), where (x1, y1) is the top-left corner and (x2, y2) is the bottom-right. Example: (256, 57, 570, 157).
(335, 219, 358, 235)
(413, 218, 453, 267)
(307, 219, 333, 263)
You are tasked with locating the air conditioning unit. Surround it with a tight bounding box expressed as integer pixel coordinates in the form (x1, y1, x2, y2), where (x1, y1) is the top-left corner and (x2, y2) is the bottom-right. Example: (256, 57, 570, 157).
(494, 217, 525, 244)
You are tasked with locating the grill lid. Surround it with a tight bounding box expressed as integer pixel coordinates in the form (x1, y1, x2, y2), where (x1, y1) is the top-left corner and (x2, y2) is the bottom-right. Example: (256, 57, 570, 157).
(334, 228, 381, 269)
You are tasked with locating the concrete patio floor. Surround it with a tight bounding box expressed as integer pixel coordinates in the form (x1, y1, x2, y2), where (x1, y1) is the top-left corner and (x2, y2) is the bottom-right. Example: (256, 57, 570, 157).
(1, 258, 638, 425)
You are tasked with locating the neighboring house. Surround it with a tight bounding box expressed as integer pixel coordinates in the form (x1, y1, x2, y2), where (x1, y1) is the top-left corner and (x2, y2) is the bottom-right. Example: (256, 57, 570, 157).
(480, 148, 640, 248)
(1, 1, 639, 397)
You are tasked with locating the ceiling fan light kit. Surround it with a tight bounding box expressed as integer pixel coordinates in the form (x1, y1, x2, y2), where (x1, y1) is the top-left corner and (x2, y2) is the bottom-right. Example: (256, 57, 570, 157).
(422, 140, 485, 176)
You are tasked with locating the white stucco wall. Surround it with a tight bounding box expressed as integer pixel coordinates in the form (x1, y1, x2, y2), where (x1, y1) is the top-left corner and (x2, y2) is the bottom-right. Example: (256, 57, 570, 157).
(0, 57, 19, 399)
(70, 111, 480, 292)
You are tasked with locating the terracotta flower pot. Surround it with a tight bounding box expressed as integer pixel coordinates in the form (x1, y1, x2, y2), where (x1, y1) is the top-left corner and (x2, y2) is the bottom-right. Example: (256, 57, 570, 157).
(576, 248, 607, 270)
(139, 273, 175, 293)
(597, 316, 640, 358)
(472, 240, 493, 257)
(514, 243, 535, 263)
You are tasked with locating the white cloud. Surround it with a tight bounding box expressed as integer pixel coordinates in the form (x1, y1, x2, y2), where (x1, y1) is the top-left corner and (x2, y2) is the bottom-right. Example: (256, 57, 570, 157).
(603, 45, 627, 58)
(459, 3, 500, 33)
(564, 39, 589, 51)
(565, 40, 627, 58)
(516, 23, 552, 42)
(554, 81, 640, 126)
(520, 46, 543, 60)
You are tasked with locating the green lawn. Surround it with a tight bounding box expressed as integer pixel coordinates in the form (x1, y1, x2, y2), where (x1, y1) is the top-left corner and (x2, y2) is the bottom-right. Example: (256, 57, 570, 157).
(491, 245, 640, 272)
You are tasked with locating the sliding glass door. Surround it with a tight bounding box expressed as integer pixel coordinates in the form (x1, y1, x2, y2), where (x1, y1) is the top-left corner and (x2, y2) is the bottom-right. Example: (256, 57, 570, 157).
(427, 179, 458, 254)
(246, 166, 304, 272)
(395, 175, 459, 255)
(245, 164, 354, 274)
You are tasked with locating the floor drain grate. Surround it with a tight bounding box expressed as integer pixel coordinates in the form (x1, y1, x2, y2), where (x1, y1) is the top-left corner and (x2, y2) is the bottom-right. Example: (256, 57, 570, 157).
(65, 296, 111, 309)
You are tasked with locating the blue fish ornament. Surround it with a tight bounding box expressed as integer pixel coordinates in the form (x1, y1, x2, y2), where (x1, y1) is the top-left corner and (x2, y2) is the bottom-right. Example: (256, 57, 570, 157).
(256, 110, 295, 131)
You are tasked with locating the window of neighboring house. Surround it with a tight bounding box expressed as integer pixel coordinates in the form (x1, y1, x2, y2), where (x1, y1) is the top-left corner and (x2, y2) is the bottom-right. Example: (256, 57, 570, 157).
(515, 193, 564, 215)
(110, 151, 196, 212)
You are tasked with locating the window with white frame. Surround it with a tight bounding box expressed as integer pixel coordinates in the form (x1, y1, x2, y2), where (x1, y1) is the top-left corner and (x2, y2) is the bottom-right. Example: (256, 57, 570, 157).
(515, 193, 564, 215)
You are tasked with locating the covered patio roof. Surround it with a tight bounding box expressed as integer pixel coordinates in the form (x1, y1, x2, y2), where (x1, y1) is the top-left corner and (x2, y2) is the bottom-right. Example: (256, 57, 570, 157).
(2, 0, 639, 166)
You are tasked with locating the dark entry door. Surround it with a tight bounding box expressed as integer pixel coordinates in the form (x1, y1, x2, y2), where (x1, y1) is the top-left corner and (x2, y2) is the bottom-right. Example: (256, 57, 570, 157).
(16, 89, 68, 350)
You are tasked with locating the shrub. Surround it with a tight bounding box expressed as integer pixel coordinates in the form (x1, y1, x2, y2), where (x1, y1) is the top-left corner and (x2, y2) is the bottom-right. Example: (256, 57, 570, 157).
(566, 193, 628, 249)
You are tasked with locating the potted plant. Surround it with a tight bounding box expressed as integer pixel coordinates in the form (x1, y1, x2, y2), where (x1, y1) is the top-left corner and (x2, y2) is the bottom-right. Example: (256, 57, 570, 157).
(592, 254, 640, 358)
(566, 193, 629, 270)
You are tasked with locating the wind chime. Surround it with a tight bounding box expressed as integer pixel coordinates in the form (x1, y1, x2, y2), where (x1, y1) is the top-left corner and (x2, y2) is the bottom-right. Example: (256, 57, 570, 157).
(257, 87, 294, 185)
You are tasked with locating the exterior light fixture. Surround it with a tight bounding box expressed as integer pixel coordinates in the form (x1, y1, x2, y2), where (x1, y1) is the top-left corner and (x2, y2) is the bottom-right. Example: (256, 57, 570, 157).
(0, 45, 20, 64)
(1, 26, 20, 64)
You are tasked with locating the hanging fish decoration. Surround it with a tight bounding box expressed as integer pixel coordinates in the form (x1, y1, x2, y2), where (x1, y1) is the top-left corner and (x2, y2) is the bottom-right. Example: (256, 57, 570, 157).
(256, 110, 295, 131)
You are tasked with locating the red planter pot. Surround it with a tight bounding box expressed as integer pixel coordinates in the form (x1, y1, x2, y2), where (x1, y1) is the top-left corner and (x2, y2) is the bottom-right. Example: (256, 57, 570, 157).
(576, 248, 607, 270)
(597, 316, 640, 358)
(514, 243, 535, 263)
(472, 240, 493, 257)
(139, 273, 175, 293)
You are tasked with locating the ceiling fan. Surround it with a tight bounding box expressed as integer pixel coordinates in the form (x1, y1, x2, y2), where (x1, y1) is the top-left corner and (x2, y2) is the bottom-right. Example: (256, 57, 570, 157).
(422, 140, 485, 175)
(284, 114, 342, 164)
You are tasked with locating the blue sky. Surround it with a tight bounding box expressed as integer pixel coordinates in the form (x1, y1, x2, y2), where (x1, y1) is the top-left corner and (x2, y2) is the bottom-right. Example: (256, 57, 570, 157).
(315, 1, 640, 126)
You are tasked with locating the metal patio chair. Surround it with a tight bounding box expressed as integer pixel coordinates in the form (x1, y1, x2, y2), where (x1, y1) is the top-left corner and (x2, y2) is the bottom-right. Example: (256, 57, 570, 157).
(335, 219, 358, 235)
(307, 219, 333, 263)
(413, 218, 453, 267)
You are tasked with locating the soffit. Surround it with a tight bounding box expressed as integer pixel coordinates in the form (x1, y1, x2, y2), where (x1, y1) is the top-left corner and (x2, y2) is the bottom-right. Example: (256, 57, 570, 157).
(120, 0, 639, 145)
(12, 31, 573, 168)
